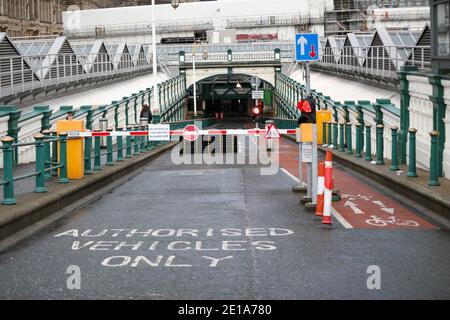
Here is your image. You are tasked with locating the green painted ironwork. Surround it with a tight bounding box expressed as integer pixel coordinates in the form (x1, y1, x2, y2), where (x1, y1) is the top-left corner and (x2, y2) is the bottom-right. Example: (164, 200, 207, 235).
(407, 128, 418, 177)
(365, 125, 372, 162)
(429, 131, 440, 186)
(1, 136, 16, 205)
(34, 133, 47, 193)
(346, 122, 353, 154)
(376, 124, 385, 165)
(339, 122, 345, 152)
(58, 133, 69, 184)
(355, 124, 362, 158)
(390, 126, 399, 171)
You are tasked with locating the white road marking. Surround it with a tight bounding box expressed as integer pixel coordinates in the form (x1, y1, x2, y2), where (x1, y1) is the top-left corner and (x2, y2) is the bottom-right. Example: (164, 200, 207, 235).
(280, 168, 299, 183)
(280, 168, 353, 229)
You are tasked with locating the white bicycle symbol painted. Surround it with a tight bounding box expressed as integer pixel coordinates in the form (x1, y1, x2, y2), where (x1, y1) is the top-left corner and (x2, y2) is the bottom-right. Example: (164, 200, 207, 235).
(365, 215, 420, 227)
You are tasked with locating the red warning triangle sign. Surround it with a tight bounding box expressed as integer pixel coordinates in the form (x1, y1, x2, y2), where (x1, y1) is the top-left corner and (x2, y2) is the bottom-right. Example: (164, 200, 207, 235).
(266, 123, 281, 139)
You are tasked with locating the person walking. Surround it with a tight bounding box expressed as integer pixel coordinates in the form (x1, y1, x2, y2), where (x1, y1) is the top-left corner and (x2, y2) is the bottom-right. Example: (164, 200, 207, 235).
(140, 104, 153, 124)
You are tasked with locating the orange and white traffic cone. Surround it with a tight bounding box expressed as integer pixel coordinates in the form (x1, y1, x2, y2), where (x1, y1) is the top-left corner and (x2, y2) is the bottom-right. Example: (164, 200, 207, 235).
(320, 149, 335, 228)
(315, 161, 325, 219)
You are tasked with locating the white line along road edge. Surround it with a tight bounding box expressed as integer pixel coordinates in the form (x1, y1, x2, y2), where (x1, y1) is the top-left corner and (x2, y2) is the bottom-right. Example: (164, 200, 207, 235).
(280, 168, 353, 229)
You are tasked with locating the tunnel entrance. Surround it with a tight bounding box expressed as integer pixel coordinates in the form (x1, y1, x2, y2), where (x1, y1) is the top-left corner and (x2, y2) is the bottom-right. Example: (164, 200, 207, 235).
(186, 73, 274, 119)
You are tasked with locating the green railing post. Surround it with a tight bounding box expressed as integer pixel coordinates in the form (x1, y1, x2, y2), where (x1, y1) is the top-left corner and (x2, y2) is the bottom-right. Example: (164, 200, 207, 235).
(84, 131, 92, 175)
(355, 124, 362, 158)
(81, 106, 93, 130)
(322, 122, 327, 145)
(1, 106, 22, 165)
(376, 124, 385, 165)
(126, 125, 133, 158)
(390, 126, 399, 171)
(117, 127, 124, 162)
(1, 136, 16, 205)
(94, 129, 102, 170)
(133, 125, 140, 155)
(327, 122, 332, 147)
(339, 121, 345, 152)
(106, 127, 114, 166)
(332, 121, 338, 149)
(346, 122, 353, 154)
(140, 125, 146, 153)
(123, 97, 129, 126)
(398, 69, 412, 166)
(51, 130, 58, 177)
(58, 133, 69, 183)
(42, 129, 52, 181)
(365, 124, 372, 161)
(429, 131, 440, 186)
(112, 101, 119, 129)
(407, 128, 418, 177)
(34, 133, 47, 193)
(356, 100, 370, 151)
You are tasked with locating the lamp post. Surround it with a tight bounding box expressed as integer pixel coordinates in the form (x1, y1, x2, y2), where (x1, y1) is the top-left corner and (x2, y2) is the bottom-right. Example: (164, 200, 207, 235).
(151, 0, 180, 115)
(192, 39, 208, 118)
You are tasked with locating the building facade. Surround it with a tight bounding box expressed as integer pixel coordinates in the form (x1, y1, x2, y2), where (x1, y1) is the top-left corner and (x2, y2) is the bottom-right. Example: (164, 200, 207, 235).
(0, 0, 65, 37)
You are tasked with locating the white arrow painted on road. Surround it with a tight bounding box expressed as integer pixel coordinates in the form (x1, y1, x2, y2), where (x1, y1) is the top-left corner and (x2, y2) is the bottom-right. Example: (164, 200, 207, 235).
(372, 200, 386, 207)
(344, 201, 365, 214)
(381, 207, 395, 214)
(298, 36, 307, 56)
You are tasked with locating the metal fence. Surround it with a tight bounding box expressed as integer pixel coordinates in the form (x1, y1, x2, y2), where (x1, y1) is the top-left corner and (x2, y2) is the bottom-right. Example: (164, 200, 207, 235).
(0, 52, 151, 100)
(315, 45, 429, 82)
(159, 42, 293, 65)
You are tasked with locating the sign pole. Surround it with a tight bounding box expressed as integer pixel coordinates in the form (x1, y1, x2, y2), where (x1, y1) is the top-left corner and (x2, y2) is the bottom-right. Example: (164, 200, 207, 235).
(305, 62, 311, 97)
(311, 124, 318, 205)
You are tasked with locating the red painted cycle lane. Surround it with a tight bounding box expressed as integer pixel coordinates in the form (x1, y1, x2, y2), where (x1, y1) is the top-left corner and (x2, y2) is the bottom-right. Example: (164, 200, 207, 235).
(276, 139, 437, 230)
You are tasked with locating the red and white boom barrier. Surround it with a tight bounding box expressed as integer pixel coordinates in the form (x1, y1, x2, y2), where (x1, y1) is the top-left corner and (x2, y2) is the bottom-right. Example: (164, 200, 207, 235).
(69, 128, 297, 138)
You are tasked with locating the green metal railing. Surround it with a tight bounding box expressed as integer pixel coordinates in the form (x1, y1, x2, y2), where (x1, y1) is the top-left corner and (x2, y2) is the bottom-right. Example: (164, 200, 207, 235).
(1, 133, 68, 205)
(274, 72, 442, 186)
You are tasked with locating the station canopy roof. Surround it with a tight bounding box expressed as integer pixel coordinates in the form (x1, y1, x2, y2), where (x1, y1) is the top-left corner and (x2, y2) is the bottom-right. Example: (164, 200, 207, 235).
(15, 36, 84, 80)
(71, 39, 113, 72)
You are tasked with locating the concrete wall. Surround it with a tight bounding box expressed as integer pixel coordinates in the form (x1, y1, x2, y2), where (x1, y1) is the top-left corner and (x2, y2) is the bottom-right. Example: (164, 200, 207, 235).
(184, 66, 276, 89)
(407, 74, 434, 172)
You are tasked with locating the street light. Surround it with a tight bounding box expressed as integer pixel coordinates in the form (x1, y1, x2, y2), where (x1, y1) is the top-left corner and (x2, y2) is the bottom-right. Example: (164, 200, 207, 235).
(171, 0, 180, 9)
(192, 39, 208, 118)
(150, 0, 178, 117)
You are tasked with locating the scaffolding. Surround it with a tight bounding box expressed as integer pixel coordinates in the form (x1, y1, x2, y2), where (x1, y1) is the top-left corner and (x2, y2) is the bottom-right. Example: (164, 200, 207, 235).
(325, 0, 430, 36)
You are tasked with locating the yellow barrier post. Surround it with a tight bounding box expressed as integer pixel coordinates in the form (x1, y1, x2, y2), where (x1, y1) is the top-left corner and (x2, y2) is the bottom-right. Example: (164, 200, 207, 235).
(56, 120, 85, 180)
(316, 110, 332, 145)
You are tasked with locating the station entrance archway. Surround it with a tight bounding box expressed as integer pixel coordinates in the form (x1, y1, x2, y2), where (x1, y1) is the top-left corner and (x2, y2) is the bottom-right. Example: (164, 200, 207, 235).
(186, 73, 274, 119)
